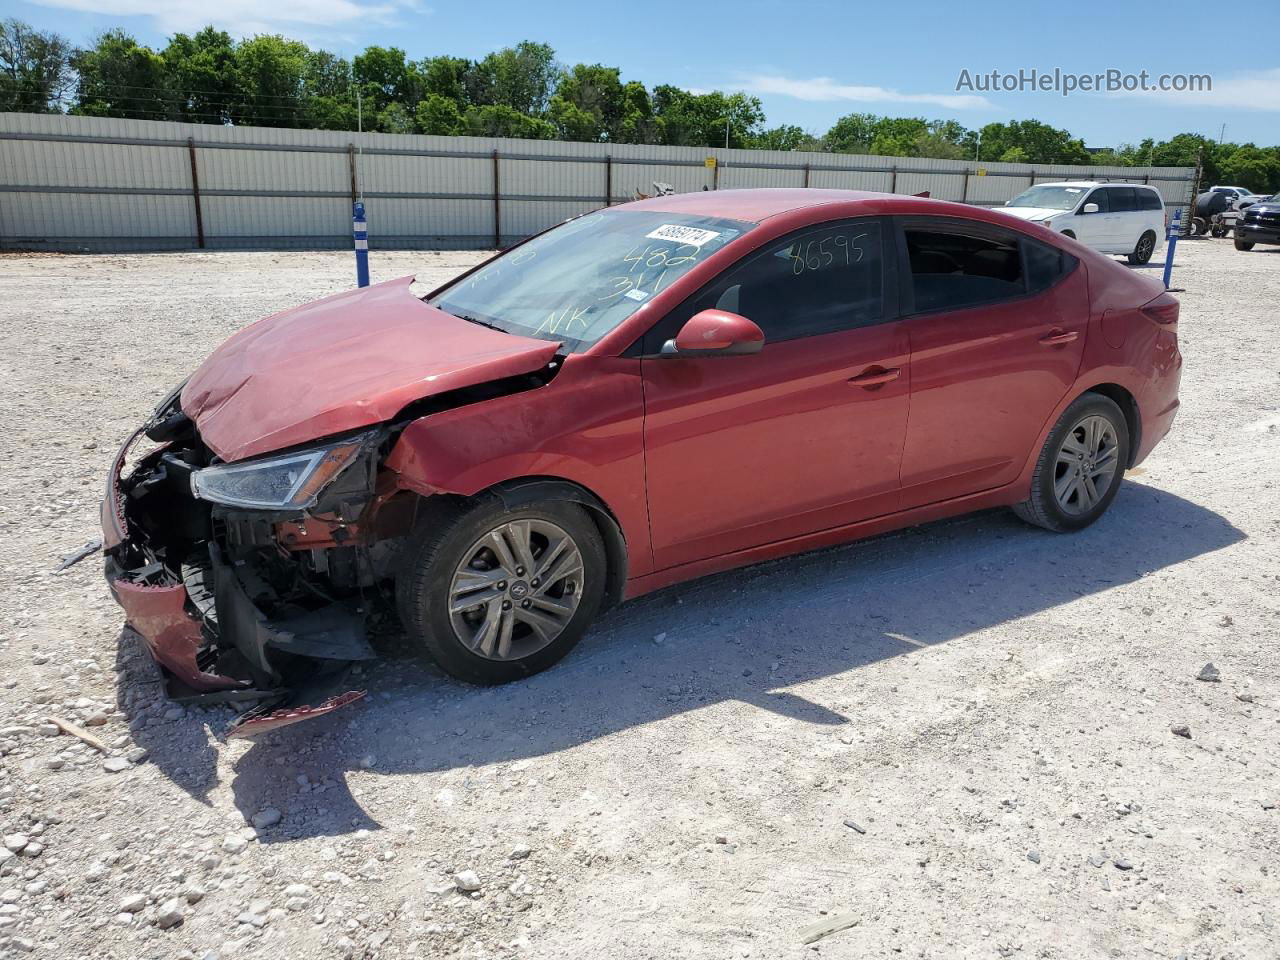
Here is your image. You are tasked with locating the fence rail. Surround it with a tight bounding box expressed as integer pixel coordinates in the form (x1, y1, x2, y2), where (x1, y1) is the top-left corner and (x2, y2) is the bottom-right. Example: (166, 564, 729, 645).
(0, 113, 1199, 253)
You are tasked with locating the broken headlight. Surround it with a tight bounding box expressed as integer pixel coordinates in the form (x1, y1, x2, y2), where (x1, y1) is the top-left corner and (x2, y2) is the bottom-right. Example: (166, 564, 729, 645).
(190, 433, 374, 510)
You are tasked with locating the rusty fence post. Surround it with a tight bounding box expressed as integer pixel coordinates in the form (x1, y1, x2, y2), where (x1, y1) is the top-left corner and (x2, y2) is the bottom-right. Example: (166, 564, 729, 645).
(186, 138, 205, 249)
(961, 169, 970, 203)
(605, 155, 612, 207)
(803, 163, 810, 188)
(348, 144, 358, 205)
(492, 149, 502, 249)
(890, 166, 897, 193)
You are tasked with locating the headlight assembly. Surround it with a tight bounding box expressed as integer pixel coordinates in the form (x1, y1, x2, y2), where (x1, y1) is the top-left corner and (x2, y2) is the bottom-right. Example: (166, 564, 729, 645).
(190, 432, 376, 510)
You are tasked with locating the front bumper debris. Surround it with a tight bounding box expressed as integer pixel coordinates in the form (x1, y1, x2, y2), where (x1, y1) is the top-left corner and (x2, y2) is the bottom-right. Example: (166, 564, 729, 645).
(101, 419, 380, 738)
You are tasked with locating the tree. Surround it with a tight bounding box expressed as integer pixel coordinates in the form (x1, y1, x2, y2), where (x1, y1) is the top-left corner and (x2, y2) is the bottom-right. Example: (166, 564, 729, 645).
(419, 55, 469, 103)
(415, 93, 463, 135)
(463, 103, 555, 139)
(467, 41, 557, 115)
(71, 30, 171, 120)
(231, 35, 308, 126)
(0, 18, 73, 112)
(548, 94, 601, 141)
(302, 50, 355, 130)
(353, 45, 413, 115)
(1218, 144, 1280, 194)
(976, 119, 1091, 165)
(651, 86, 764, 147)
(162, 27, 235, 123)
(752, 124, 810, 151)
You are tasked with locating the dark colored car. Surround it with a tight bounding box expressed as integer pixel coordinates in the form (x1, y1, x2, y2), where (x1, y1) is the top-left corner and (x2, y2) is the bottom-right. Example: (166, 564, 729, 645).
(1235, 199, 1280, 250)
(102, 189, 1182, 736)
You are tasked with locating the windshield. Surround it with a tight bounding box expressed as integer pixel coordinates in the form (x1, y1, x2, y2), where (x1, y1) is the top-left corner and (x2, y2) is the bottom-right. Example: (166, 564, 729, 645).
(1007, 185, 1090, 211)
(430, 209, 754, 352)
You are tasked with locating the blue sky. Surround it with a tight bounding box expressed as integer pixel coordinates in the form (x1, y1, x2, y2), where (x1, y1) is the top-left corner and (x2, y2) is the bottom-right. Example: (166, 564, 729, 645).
(7, 0, 1279, 146)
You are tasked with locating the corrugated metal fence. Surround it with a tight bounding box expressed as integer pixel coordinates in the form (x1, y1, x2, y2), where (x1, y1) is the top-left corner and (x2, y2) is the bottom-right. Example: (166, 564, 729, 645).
(0, 112, 1198, 253)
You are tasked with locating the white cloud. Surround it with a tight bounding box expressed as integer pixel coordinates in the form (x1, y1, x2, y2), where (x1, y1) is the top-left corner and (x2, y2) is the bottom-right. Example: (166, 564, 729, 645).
(26, 0, 426, 36)
(741, 74, 994, 110)
(1113, 67, 1280, 112)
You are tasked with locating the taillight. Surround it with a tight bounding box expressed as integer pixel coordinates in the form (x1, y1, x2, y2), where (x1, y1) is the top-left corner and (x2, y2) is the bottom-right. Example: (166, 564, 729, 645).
(1141, 291, 1179, 326)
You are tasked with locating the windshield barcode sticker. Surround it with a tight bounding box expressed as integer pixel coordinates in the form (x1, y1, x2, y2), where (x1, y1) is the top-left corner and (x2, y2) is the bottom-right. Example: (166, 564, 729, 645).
(645, 224, 721, 247)
(624, 288, 648, 301)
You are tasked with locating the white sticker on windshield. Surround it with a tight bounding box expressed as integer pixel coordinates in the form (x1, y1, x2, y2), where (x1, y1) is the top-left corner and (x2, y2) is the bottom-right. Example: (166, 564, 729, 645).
(645, 224, 721, 247)
(624, 288, 649, 301)
(1065, 188, 1083, 193)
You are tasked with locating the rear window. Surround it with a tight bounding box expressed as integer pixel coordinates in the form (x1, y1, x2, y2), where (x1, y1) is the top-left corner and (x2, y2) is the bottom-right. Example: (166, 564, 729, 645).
(1138, 188, 1164, 211)
(1023, 239, 1077, 293)
(905, 228, 1023, 312)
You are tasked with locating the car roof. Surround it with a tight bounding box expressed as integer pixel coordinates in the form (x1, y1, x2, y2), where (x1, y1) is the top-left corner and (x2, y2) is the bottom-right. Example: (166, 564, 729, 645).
(621, 188, 894, 223)
(1033, 181, 1157, 190)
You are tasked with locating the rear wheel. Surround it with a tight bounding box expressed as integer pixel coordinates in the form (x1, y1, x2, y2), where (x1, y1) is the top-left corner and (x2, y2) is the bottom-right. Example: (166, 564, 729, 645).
(1013, 393, 1130, 533)
(397, 498, 607, 684)
(1234, 237, 1255, 251)
(1127, 231, 1156, 265)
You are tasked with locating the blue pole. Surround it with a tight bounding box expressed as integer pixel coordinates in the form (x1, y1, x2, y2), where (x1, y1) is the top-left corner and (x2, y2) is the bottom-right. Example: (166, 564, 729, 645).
(1162, 208, 1181, 290)
(353, 201, 369, 288)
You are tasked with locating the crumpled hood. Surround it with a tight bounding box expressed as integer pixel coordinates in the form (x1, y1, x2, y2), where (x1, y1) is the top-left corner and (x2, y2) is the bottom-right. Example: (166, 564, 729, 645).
(182, 276, 559, 462)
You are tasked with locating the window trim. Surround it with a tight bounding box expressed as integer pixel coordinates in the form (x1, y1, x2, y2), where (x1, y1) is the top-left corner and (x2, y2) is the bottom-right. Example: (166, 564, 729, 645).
(627, 214, 898, 357)
(893, 215, 1078, 317)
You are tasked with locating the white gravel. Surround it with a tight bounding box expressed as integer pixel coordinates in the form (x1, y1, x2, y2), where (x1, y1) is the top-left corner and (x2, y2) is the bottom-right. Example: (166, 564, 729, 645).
(0, 239, 1277, 959)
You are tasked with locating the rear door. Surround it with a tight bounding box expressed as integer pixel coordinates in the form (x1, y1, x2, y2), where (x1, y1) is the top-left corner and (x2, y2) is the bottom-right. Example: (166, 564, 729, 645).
(640, 217, 911, 570)
(895, 218, 1088, 509)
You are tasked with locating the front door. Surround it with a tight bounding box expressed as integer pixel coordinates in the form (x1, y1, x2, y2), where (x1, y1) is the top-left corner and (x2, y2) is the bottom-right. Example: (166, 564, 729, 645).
(640, 218, 911, 571)
(895, 218, 1089, 509)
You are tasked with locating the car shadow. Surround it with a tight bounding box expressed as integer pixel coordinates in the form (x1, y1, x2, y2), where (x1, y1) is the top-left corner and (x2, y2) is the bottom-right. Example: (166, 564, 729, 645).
(121, 482, 1242, 835)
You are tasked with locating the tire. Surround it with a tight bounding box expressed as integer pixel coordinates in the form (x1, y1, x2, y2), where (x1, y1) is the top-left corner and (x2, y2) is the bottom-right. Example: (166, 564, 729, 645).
(396, 497, 607, 684)
(1013, 393, 1130, 533)
(1234, 237, 1255, 251)
(1210, 224, 1226, 239)
(1190, 217, 1207, 237)
(1127, 231, 1156, 265)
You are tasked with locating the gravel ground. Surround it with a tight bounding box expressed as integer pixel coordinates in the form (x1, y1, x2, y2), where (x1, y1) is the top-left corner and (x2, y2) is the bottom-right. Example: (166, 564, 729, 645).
(0, 239, 1277, 960)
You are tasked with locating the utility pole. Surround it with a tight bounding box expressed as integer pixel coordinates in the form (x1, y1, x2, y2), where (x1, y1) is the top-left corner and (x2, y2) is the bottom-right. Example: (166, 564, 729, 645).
(725, 117, 730, 149)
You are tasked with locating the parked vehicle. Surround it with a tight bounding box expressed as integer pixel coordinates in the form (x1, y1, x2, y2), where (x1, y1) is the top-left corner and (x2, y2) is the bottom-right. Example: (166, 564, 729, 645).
(1234, 196, 1280, 250)
(1002, 182, 1166, 264)
(102, 189, 1182, 735)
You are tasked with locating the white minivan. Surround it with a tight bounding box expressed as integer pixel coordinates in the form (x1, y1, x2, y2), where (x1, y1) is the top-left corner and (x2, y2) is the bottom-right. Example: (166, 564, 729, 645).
(1001, 181, 1167, 264)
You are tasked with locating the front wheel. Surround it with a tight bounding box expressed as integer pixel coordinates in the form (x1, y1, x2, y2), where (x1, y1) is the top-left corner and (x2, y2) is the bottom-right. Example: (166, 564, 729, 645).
(1127, 231, 1156, 265)
(1013, 393, 1130, 533)
(1234, 237, 1255, 251)
(396, 498, 607, 684)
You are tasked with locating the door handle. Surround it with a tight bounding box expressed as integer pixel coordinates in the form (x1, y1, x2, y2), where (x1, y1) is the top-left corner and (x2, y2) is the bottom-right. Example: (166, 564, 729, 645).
(1039, 329, 1079, 346)
(847, 366, 901, 388)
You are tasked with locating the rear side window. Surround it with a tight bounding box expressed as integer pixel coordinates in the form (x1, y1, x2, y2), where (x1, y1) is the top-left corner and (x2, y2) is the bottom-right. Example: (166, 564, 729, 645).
(1138, 189, 1164, 211)
(1110, 187, 1139, 212)
(1023, 239, 1077, 293)
(904, 228, 1023, 312)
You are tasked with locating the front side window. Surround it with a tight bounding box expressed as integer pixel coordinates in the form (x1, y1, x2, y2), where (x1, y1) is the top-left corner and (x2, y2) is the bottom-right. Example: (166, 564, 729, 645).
(1082, 189, 1110, 213)
(431, 209, 754, 353)
(904, 228, 1024, 312)
(650, 220, 886, 349)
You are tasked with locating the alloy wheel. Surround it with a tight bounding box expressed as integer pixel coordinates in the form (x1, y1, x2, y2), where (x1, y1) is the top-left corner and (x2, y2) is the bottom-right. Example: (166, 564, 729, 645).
(447, 518, 585, 661)
(1136, 234, 1154, 261)
(1053, 415, 1120, 516)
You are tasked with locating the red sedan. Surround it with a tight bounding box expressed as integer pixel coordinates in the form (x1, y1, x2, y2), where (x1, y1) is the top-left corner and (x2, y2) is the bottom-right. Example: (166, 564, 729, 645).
(103, 189, 1181, 734)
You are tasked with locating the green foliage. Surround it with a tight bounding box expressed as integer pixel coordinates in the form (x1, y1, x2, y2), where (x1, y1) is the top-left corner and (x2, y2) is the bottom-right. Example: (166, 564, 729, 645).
(6, 15, 1278, 191)
(415, 93, 463, 136)
(463, 103, 554, 139)
(0, 18, 74, 113)
(976, 119, 1091, 165)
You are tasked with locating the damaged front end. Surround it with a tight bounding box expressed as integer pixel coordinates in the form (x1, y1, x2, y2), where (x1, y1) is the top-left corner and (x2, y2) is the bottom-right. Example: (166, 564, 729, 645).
(103, 388, 409, 737)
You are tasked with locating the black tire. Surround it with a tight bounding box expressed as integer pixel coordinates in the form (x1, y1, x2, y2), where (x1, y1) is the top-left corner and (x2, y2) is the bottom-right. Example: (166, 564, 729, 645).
(1190, 217, 1207, 237)
(1210, 224, 1226, 239)
(1234, 237, 1255, 251)
(396, 497, 607, 684)
(1127, 231, 1156, 265)
(1013, 393, 1130, 533)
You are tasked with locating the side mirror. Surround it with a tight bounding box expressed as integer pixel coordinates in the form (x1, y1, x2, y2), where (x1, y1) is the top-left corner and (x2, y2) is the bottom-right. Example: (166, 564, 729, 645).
(660, 309, 764, 357)
(1080, 202, 1100, 214)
